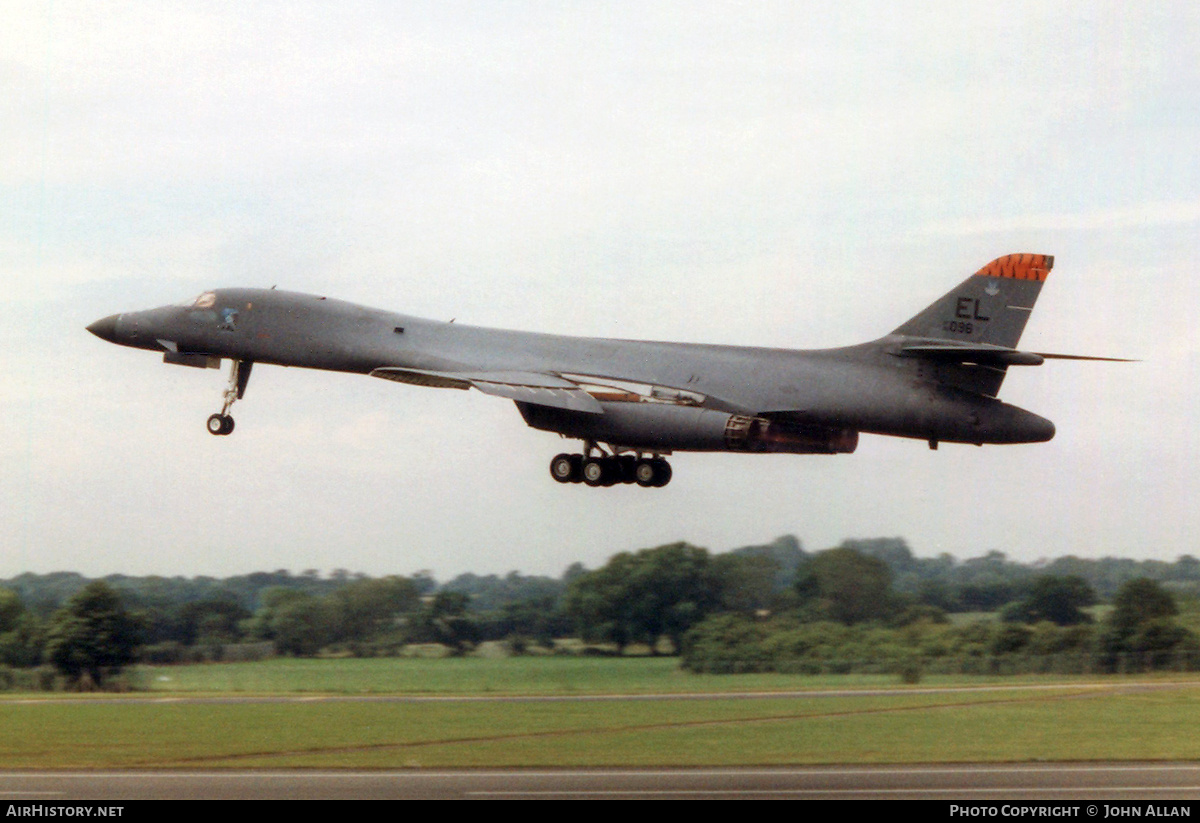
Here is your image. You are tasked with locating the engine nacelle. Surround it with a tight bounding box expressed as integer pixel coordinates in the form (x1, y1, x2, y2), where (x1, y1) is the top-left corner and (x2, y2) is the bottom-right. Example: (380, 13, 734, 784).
(517, 401, 857, 454)
(726, 414, 858, 454)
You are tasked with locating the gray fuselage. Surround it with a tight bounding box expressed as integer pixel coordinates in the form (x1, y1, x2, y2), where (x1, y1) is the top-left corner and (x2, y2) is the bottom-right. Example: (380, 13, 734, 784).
(88, 287, 1055, 449)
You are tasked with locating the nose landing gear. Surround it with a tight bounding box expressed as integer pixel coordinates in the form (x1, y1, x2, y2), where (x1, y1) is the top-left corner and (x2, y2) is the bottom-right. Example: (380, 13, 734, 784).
(207, 359, 252, 436)
(207, 413, 234, 435)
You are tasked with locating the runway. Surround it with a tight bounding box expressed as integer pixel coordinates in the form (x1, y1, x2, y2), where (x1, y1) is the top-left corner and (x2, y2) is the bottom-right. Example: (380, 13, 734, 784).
(2, 679, 1190, 706)
(3, 764, 1200, 800)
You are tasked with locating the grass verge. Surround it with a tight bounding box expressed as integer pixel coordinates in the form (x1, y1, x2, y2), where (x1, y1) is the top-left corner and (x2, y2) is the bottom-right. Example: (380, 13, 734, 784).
(3, 674, 1200, 768)
(129, 655, 1178, 696)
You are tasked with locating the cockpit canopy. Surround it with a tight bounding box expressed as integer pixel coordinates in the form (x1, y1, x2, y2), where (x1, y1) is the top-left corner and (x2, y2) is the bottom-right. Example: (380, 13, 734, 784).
(175, 291, 217, 308)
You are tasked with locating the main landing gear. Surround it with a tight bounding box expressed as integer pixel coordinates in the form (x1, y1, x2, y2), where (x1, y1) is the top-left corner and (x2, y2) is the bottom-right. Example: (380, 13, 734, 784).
(207, 359, 252, 436)
(549, 444, 672, 488)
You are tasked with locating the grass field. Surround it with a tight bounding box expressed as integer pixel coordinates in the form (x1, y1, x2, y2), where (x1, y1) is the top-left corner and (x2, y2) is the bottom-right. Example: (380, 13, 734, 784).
(4, 682, 1200, 768)
(140, 655, 711, 695)
(3, 657, 1200, 768)
(134, 655, 1088, 695)
(132, 655, 1185, 696)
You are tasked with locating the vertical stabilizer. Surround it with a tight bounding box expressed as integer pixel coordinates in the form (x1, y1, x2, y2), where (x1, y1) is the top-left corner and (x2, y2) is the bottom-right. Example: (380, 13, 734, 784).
(892, 253, 1053, 349)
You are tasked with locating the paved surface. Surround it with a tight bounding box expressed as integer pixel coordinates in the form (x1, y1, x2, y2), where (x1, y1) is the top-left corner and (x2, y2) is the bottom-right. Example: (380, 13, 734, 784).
(3, 680, 1194, 706)
(2, 764, 1200, 800)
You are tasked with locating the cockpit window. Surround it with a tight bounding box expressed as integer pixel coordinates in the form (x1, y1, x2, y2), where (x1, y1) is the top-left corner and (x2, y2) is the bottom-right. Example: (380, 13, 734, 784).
(174, 292, 217, 308)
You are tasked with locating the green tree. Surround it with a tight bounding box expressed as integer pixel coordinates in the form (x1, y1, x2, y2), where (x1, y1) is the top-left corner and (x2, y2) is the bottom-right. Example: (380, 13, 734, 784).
(795, 547, 898, 624)
(725, 535, 807, 591)
(1098, 578, 1194, 671)
(331, 576, 419, 646)
(565, 543, 719, 653)
(838, 538, 915, 575)
(989, 623, 1032, 655)
(1109, 578, 1177, 633)
(44, 582, 140, 688)
(0, 588, 22, 632)
(712, 552, 783, 615)
(680, 614, 773, 673)
(497, 595, 567, 649)
(243, 588, 338, 656)
(0, 613, 46, 668)
(1002, 575, 1095, 626)
(267, 591, 337, 656)
(407, 590, 480, 654)
(175, 597, 251, 646)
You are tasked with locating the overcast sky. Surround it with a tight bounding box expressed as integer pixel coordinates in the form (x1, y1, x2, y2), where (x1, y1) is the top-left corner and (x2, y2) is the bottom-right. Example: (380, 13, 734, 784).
(3, 1, 1198, 580)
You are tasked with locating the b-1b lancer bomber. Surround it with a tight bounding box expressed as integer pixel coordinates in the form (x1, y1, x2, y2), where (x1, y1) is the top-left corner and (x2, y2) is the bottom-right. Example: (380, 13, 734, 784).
(88, 253, 1124, 488)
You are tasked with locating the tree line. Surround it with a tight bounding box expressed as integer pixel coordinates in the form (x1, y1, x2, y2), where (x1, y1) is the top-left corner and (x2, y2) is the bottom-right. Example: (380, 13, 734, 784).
(2, 536, 1199, 687)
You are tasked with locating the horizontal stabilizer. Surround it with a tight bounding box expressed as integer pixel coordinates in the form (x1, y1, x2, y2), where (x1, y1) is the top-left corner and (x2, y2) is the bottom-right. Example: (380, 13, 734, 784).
(900, 343, 1046, 366)
(1034, 352, 1138, 363)
(900, 343, 1137, 367)
(370, 367, 603, 413)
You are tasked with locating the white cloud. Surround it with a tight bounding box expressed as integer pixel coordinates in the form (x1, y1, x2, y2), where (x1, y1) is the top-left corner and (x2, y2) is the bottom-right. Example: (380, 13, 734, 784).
(923, 201, 1200, 236)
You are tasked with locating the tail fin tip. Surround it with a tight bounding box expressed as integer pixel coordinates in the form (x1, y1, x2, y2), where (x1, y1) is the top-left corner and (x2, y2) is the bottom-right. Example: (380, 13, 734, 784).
(974, 253, 1054, 282)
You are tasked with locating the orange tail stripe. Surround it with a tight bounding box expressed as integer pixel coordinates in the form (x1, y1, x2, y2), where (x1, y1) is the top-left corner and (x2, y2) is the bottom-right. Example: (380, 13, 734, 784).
(973, 253, 1054, 282)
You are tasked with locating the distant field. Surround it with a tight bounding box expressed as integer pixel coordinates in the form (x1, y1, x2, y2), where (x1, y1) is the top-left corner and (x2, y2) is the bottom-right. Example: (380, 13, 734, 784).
(132, 655, 1140, 696)
(140, 655, 695, 695)
(4, 681, 1200, 768)
(3, 657, 1200, 768)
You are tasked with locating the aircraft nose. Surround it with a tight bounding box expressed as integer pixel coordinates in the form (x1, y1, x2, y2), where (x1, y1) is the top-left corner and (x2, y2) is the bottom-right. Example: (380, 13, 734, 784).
(87, 314, 121, 343)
